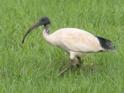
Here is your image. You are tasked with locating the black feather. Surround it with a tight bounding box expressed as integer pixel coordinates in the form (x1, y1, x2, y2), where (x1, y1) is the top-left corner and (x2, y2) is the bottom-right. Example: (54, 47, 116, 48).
(96, 36, 114, 50)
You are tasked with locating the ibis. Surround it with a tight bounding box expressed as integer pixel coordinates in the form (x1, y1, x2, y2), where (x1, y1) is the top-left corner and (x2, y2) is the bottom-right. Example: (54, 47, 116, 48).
(22, 17, 114, 75)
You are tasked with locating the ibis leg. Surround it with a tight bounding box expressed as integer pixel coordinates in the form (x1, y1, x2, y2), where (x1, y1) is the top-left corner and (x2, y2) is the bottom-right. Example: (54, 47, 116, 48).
(70, 56, 81, 69)
(57, 57, 81, 76)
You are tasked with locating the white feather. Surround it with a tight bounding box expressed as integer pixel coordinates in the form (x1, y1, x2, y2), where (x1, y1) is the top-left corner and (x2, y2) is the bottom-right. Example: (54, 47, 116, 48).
(42, 28, 104, 59)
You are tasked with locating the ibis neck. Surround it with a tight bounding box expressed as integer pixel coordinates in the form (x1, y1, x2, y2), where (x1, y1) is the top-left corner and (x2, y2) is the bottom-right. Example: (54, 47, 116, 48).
(43, 26, 51, 42)
(43, 26, 50, 34)
(42, 26, 56, 45)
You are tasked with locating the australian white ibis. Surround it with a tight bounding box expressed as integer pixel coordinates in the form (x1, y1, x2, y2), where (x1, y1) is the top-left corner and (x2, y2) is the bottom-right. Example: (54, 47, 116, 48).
(22, 17, 115, 75)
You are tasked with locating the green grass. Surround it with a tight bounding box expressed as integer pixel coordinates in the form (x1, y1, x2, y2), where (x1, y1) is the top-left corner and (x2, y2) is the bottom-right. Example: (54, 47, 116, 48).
(0, 0, 124, 93)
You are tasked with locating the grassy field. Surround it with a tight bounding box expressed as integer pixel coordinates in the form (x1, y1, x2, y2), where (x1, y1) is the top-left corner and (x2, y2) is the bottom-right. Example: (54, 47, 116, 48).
(0, 0, 124, 93)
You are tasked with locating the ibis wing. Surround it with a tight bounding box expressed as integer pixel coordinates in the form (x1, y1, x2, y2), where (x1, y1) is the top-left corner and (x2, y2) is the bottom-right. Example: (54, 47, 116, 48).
(56, 28, 103, 52)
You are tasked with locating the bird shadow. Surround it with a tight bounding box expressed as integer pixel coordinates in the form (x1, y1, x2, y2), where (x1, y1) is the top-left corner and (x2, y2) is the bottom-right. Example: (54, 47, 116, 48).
(57, 61, 104, 77)
(80, 62, 103, 73)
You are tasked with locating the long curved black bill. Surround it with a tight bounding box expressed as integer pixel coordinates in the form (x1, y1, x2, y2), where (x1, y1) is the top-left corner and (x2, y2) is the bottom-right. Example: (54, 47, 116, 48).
(22, 22, 40, 44)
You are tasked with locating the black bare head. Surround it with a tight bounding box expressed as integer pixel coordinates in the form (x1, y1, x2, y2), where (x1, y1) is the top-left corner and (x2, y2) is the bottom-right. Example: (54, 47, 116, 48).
(22, 16, 51, 44)
(39, 16, 51, 26)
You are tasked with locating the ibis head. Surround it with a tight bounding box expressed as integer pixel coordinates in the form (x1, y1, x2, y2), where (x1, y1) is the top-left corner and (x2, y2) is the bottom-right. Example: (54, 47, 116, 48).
(22, 17, 50, 44)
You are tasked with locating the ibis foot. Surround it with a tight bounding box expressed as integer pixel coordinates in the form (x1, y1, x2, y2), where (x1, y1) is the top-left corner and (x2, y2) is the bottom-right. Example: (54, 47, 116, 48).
(57, 57, 81, 77)
(57, 63, 71, 77)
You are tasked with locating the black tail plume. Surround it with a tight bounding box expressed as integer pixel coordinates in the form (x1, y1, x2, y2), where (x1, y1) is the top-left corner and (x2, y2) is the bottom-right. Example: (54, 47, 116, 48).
(96, 36, 115, 50)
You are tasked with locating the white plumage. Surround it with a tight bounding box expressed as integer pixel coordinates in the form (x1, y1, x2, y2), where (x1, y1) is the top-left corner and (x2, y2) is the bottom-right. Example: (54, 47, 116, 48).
(22, 17, 114, 75)
(43, 28, 103, 59)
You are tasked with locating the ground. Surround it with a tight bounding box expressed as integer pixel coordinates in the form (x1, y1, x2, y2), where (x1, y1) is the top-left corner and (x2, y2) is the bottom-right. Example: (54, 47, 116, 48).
(0, 0, 124, 93)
